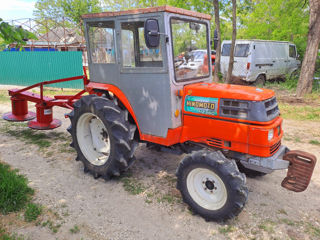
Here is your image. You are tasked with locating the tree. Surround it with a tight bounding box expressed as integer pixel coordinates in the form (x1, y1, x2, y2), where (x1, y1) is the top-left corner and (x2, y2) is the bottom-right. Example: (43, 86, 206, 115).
(296, 0, 320, 96)
(34, 0, 102, 25)
(62, 0, 102, 25)
(0, 18, 37, 50)
(225, 0, 236, 83)
(213, 0, 221, 82)
(239, 0, 309, 58)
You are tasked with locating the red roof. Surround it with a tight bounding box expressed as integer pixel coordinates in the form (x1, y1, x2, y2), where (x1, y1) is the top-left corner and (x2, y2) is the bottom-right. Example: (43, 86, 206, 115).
(82, 5, 211, 20)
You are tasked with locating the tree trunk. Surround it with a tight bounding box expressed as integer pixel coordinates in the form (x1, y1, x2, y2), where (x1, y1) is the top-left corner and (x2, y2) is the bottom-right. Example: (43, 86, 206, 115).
(296, 0, 320, 97)
(213, 0, 221, 82)
(226, 0, 237, 84)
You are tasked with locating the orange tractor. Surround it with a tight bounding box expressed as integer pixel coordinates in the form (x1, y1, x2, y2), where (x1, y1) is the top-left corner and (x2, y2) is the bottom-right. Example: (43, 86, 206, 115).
(3, 6, 317, 221)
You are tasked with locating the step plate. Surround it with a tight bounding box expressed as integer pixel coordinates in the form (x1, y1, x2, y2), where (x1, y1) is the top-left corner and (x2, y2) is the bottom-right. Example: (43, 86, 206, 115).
(281, 150, 317, 192)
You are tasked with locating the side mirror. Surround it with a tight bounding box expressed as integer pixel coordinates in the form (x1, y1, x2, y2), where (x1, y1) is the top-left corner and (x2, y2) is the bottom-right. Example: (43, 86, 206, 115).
(144, 19, 160, 48)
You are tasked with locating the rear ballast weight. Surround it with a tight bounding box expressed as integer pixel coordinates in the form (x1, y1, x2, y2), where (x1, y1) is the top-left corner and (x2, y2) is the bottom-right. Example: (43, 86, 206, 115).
(3, 6, 317, 222)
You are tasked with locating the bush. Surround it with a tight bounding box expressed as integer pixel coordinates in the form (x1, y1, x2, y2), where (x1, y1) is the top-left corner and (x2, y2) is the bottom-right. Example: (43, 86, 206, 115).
(0, 163, 34, 214)
(24, 203, 42, 222)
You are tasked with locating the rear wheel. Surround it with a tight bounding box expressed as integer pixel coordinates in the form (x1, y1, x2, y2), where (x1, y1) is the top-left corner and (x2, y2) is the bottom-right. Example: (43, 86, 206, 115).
(254, 74, 266, 86)
(68, 95, 138, 179)
(176, 150, 248, 221)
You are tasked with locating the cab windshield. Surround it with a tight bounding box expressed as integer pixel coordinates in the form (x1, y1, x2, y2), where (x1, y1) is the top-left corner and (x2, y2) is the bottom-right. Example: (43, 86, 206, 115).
(171, 18, 209, 82)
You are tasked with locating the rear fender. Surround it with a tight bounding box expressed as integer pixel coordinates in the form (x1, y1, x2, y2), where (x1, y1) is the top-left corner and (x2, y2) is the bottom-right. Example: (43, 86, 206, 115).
(85, 82, 141, 137)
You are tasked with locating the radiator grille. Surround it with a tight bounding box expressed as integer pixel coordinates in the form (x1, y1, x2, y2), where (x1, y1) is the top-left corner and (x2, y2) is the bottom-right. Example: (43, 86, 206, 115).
(206, 138, 223, 148)
(264, 97, 279, 118)
(270, 141, 281, 155)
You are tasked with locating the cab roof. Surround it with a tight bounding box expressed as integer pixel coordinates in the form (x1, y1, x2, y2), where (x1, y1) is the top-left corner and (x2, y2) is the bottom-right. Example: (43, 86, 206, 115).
(82, 5, 211, 20)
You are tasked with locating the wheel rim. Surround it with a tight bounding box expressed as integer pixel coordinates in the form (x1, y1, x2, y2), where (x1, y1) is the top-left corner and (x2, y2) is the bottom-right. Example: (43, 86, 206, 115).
(186, 168, 227, 211)
(76, 113, 111, 166)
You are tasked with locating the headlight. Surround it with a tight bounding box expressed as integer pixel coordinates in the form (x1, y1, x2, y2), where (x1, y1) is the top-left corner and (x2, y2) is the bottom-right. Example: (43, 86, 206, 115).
(268, 129, 274, 141)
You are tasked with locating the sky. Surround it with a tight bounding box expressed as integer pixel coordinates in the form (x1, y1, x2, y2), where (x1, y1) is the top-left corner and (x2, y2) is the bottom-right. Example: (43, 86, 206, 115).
(0, 0, 36, 21)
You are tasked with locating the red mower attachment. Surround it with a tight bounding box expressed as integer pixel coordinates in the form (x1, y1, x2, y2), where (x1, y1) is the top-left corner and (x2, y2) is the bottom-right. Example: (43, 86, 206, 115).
(2, 67, 89, 130)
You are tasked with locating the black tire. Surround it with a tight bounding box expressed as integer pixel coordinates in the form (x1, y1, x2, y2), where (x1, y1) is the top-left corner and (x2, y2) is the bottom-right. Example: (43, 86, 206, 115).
(176, 150, 248, 221)
(289, 69, 299, 79)
(67, 94, 138, 180)
(254, 74, 266, 86)
(236, 162, 267, 178)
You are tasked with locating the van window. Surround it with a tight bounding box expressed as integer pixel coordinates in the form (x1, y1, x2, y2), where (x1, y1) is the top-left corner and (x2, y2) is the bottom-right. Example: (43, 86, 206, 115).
(221, 44, 231, 56)
(234, 44, 249, 57)
(289, 45, 296, 58)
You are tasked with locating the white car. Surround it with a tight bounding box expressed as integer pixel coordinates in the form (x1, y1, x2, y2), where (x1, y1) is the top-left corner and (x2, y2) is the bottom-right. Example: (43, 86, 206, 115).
(220, 40, 300, 84)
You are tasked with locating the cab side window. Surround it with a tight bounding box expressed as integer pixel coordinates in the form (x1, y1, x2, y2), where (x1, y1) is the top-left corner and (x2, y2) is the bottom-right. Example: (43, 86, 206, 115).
(121, 21, 163, 68)
(88, 21, 116, 64)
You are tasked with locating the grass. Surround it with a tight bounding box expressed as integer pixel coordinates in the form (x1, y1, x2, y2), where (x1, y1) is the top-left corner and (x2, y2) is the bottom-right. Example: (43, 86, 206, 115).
(121, 177, 146, 195)
(0, 162, 34, 214)
(278, 103, 320, 121)
(41, 220, 61, 233)
(309, 139, 320, 145)
(0, 121, 71, 151)
(280, 218, 296, 226)
(69, 225, 80, 234)
(5, 129, 51, 149)
(0, 90, 9, 103)
(31, 88, 83, 98)
(0, 228, 25, 240)
(157, 193, 180, 204)
(218, 225, 235, 235)
(305, 222, 320, 238)
(258, 219, 276, 234)
(24, 203, 42, 222)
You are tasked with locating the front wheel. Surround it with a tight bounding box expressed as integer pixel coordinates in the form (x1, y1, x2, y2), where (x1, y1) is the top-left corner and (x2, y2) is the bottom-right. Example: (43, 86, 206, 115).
(176, 150, 248, 221)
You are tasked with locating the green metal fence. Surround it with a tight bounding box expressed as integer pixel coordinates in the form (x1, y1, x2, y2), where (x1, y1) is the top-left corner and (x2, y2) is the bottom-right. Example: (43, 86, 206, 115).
(0, 51, 84, 89)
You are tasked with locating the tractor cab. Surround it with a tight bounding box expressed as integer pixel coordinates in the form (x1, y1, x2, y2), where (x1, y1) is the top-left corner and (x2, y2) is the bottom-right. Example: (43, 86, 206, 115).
(82, 6, 212, 138)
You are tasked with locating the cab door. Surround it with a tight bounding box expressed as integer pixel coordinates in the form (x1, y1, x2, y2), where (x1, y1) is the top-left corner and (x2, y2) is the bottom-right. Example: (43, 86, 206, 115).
(117, 16, 171, 138)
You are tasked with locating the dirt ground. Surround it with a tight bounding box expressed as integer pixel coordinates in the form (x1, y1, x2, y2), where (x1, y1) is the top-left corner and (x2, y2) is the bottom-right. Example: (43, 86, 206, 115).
(0, 90, 319, 240)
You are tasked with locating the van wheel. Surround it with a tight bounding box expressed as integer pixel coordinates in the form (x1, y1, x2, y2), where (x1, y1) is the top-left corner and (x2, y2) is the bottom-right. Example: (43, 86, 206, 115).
(176, 150, 248, 221)
(290, 70, 299, 79)
(254, 75, 266, 86)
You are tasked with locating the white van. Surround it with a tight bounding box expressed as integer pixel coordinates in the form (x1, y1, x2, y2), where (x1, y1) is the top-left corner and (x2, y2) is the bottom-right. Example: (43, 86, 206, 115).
(220, 40, 300, 84)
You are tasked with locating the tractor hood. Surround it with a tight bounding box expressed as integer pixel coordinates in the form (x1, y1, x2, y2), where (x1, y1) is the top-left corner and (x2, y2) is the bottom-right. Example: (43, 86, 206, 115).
(184, 82, 275, 101)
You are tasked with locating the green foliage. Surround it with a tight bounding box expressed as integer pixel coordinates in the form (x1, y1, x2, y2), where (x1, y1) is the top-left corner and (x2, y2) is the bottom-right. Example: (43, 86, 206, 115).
(24, 203, 42, 222)
(61, 0, 102, 24)
(237, 0, 309, 58)
(0, 19, 37, 50)
(0, 163, 34, 214)
(34, 0, 102, 28)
